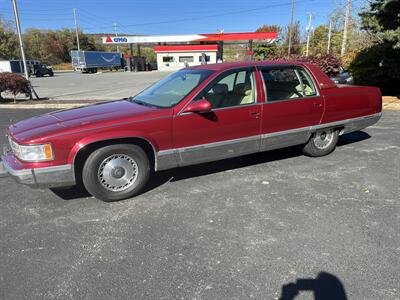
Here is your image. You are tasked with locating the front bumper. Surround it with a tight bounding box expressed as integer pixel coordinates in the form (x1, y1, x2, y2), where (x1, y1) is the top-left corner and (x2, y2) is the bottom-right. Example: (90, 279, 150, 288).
(0, 154, 75, 189)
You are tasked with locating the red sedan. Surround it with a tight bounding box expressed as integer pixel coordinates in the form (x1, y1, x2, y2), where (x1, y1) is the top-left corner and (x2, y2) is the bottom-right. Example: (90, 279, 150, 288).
(0, 61, 382, 201)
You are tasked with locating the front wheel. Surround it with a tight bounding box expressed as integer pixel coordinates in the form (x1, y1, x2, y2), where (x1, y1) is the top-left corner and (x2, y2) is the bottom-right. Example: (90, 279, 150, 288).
(82, 144, 150, 202)
(302, 128, 339, 157)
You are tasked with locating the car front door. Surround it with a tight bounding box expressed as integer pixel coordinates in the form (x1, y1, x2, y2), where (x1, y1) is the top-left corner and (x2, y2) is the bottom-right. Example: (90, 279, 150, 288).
(259, 66, 324, 151)
(173, 67, 262, 166)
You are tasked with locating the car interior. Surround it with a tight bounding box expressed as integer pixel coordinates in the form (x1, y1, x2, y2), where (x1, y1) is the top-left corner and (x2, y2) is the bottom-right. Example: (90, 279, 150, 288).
(262, 68, 317, 101)
(203, 71, 254, 108)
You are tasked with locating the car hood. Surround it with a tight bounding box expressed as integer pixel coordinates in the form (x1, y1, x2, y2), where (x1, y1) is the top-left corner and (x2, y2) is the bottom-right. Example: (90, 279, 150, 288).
(9, 100, 168, 143)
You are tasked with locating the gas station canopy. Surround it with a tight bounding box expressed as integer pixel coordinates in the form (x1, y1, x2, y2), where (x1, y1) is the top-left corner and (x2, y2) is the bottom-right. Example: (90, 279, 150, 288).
(102, 32, 277, 44)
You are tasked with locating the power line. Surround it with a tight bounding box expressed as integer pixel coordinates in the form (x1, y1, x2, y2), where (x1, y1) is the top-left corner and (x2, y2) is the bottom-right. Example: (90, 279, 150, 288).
(80, 0, 316, 31)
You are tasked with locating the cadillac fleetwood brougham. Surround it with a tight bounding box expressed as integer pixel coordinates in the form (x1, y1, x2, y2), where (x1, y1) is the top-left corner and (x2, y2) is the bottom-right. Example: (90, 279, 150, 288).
(0, 61, 382, 201)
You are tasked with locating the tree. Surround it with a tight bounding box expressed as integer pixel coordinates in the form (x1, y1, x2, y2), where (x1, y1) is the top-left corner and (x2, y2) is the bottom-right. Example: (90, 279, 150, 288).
(282, 21, 302, 55)
(0, 19, 18, 60)
(350, 0, 400, 95)
(360, 0, 400, 48)
(254, 24, 281, 59)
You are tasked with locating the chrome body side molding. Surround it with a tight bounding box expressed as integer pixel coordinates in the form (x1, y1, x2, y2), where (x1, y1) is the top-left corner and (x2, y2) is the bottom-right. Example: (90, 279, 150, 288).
(156, 112, 382, 170)
(261, 126, 311, 152)
(311, 112, 382, 135)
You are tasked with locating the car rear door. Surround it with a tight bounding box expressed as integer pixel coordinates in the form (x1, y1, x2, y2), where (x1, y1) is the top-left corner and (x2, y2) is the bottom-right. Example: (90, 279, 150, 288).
(172, 67, 262, 166)
(258, 65, 324, 151)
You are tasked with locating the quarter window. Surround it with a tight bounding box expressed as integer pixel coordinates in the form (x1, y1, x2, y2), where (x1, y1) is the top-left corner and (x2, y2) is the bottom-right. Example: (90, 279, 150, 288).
(297, 68, 317, 96)
(197, 70, 255, 109)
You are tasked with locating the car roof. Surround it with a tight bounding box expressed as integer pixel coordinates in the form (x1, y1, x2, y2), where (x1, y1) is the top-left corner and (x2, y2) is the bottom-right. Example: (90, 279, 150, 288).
(188, 60, 310, 71)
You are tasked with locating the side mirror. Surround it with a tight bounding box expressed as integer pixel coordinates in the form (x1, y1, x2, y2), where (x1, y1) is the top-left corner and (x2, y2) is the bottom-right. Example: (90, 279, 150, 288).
(183, 99, 212, 113)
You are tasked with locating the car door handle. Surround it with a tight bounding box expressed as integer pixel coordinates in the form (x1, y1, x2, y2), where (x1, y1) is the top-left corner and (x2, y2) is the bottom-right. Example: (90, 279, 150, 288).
(314, 102, 323, 108)
(250, 111, 260, 119)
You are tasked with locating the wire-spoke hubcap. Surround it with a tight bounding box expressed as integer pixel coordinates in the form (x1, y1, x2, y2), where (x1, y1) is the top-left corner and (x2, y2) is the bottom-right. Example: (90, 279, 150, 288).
(313, 129, 334, 149)
(98, 154, 138, 192)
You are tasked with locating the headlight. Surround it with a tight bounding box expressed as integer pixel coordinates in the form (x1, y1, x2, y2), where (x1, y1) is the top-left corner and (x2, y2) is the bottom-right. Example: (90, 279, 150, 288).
(9, 138, 53, 162)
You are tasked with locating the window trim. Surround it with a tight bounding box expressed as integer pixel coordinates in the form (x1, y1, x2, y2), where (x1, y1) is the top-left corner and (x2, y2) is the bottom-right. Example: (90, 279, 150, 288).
(257, 65, 320, 104)
(295, 67, 318, 97)
(178, 66, 259, 115)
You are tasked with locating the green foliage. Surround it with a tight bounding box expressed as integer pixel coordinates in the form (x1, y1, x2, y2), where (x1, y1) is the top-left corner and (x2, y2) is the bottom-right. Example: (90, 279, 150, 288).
(350, 44, 399, 95)
(350, 0, 400, 95)
(254, 44, 279, 60)
(23, 28, 99, 65)
(0, 20, 18, 59)
(254, 24, 281, 59)
(283, 21, 302, 55)
(360, 0, 400, 48)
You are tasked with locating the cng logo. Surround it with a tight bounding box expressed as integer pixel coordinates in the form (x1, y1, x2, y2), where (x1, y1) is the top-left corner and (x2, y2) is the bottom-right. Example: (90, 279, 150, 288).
(113, 37, 128, 43)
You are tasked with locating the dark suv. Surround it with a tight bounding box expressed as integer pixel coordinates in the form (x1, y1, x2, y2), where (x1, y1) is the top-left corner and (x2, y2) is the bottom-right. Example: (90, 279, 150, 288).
(30, 64, 54, 77)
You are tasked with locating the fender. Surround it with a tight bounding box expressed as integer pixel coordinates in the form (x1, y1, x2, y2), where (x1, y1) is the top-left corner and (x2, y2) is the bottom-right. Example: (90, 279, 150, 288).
(67, 130, 159, 167)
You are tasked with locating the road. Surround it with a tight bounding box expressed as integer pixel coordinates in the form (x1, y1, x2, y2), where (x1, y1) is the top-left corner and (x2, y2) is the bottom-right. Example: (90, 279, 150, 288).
(0, 109, 399, 299)
(29, 71, 171, 101)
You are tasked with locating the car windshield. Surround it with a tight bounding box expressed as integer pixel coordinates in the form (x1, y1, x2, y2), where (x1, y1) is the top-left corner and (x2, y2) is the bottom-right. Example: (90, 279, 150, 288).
(130, 69, 214, 108)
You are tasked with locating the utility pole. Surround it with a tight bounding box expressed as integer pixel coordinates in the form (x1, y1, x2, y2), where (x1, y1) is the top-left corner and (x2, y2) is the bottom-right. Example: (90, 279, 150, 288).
(73, 8, 80, 51)
(305, 13, 313, 57)
(287, 0, 295, 57)
(327, 20, 332, 54)
(340, 0, 350, 57)
(11, 0, 39, 100)
(113, 22, 119, 52)
(11, 0, 28, 80)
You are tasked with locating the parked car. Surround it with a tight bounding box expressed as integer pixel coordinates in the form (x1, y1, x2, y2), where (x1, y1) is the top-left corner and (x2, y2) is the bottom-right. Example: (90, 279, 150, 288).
(29, 64, 54, 77)
(331, 70, 354, 85)
(0, 61, 382, 201)
(147, 62, 158, 71)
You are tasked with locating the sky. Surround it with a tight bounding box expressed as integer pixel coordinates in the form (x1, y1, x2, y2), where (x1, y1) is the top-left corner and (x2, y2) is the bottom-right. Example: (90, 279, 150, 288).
(1, 0, 368, 35)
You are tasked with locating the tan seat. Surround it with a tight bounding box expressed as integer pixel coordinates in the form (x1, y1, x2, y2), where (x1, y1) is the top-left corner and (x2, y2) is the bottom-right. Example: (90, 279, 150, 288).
(207, 83, 228, 108)
(233, 83, 253, 105)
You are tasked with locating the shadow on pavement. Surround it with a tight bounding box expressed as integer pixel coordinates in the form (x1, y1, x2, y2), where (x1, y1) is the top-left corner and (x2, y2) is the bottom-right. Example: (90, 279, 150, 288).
(50, 185, 91, 200)
(51, 131, 370, 200)
(337, 131, 371, 146)
(279, 272, 348, 300)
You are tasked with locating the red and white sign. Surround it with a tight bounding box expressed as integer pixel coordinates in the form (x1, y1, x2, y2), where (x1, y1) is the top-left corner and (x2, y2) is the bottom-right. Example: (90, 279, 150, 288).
(102, 32, 277, 44)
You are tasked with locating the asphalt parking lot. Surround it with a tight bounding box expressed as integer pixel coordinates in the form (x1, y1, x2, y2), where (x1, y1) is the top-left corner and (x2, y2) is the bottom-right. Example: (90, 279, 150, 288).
(29, 71, 170, 100)
(0, 109, 399, 299)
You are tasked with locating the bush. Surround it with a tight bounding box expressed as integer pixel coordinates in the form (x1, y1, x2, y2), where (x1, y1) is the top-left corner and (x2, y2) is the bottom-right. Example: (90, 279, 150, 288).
(266, 54, 342, 77)
(349, 43, 400, 96)
(0, 72, 31, 102)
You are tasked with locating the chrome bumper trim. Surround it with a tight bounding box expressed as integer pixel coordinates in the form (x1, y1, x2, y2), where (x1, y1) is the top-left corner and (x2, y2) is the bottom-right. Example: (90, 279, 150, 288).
(0, 157, 75, 188)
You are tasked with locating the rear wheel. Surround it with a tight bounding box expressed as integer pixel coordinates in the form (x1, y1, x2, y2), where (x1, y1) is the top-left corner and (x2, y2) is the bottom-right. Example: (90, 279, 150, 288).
(302, 128, 339, 157)
(82, 144, 150, 202)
